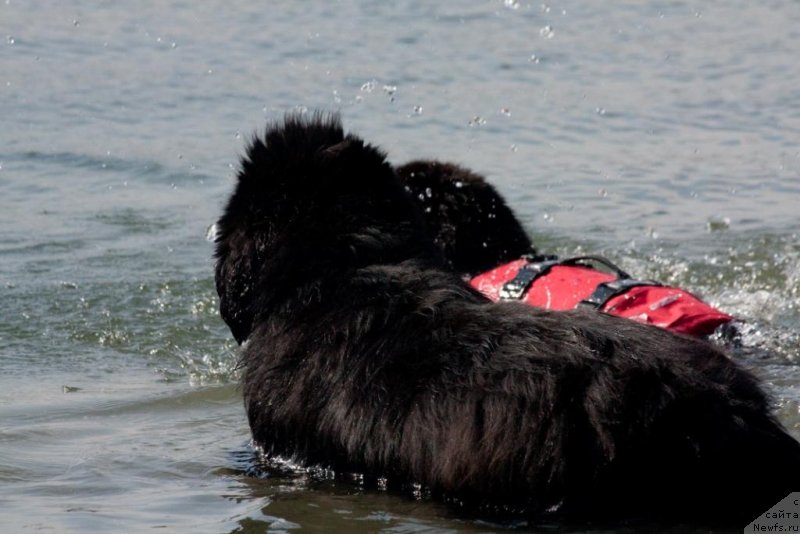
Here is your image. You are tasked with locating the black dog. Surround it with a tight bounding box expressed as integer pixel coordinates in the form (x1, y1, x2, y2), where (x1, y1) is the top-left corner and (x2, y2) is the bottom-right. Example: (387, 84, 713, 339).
(397, 160, 535, 277)
(214, 114, 799, 522)
(398, 160, 738, 339)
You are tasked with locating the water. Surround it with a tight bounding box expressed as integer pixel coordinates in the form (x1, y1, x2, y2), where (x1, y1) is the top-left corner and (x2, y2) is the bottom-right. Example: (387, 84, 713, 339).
(1, 1, 798, 531)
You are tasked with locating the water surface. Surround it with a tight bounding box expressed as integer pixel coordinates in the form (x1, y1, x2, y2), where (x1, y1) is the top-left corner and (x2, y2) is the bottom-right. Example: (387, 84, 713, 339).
(1, 1, 799, 531)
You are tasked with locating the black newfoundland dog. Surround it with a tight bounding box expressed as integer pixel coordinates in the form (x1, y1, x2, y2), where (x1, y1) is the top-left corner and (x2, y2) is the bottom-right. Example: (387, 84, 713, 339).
(214, 113, 799, 522)
(396, 160, 740, 340)
(396, 160, 536, 277)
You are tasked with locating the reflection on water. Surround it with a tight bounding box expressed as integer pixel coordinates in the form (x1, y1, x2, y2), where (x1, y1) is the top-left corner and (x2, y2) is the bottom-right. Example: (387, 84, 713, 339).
(1, 0, 799, 531)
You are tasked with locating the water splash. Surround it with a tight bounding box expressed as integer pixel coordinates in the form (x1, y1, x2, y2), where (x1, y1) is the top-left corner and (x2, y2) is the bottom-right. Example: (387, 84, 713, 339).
(539, 25, 555, 39)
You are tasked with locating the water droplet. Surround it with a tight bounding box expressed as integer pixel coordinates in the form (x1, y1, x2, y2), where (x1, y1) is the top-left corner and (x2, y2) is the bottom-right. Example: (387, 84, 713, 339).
(529, 53, 540, 64)
(6, 35, 15, 45)
(595, 107, 606, 116)
(454, 181, 463, 188)
(539, 25, 555, 39)
(425, 187, 432, 198)
(171, 42, 177, 48)
(360, 80, 376, 92)
(72, 19, 80, 27)
(510, 144, 518, 152)
(412, 105, 423, 115)
(598, 188, 607, 197)
(500, 107, 511, 117)
(468, 116, 486, 127)
(382, 85, 397, 96)
(504, 0, 520, 9)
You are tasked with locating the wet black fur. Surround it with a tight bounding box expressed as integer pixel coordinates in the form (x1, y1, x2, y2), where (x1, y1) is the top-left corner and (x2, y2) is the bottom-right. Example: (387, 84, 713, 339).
(215, 114, 800, 522)
(396, 160, 535, 276)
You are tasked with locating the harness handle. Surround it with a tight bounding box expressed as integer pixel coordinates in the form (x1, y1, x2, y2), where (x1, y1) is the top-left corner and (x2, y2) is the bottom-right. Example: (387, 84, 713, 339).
(550, 255, 632, 280)
(500, 254, 635, 301)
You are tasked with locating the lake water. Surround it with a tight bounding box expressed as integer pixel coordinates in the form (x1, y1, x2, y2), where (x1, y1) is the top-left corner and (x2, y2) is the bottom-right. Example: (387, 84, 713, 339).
(1, 1, 799, 532)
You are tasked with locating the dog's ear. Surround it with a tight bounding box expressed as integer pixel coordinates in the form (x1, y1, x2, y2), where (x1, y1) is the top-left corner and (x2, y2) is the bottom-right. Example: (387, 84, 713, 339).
(214, 225, 258, 344)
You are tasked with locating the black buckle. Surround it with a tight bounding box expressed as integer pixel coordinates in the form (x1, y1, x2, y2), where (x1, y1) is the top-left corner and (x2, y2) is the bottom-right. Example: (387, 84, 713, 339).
(499, 258, 560, 300)
(579, 278, 662, 309)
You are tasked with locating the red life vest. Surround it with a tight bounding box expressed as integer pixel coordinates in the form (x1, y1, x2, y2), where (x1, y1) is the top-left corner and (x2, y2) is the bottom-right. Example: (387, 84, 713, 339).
(470, 256, 733, 337)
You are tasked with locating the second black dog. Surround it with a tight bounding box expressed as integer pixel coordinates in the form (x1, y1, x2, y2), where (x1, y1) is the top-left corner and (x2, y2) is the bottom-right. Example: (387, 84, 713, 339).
(397, 160, 535, 276)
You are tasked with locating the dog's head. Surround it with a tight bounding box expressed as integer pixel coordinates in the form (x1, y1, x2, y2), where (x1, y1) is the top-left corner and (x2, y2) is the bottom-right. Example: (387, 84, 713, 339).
(397, 160, 535, 277)
(214, 113, 435, 344)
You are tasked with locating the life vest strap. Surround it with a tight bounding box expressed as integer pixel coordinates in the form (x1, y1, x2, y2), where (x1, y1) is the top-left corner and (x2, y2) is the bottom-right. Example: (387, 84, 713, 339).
(500, 255, 634, 301)
(499, 256, 559, 300)
(579, 278, 663, 310)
